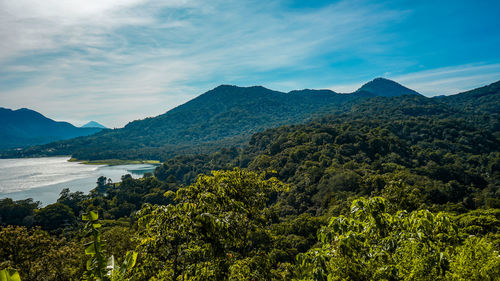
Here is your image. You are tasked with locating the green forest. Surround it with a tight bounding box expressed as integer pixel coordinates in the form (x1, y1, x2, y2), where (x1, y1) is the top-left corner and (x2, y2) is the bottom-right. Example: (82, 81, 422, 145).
(0, 81, 390, 161)
(1, 82, 499, 280)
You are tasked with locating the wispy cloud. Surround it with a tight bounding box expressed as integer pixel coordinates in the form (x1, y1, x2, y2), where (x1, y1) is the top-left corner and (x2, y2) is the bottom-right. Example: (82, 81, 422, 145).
(1, 0, 407, 126)
(327, 63, 500, 96)
(1, 0, 498, 126)
(391, 63, 500, 96)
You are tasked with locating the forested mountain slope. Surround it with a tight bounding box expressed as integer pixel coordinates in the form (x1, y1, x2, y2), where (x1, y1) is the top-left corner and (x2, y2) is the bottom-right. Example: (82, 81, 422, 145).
(0, 107, 103, 149)
(356, 77, 422, 97)
(439, 80, 500, 130)
(3, 79, 498, 165)
(2, 80, 396, 160)
(154, 88, 500, 215)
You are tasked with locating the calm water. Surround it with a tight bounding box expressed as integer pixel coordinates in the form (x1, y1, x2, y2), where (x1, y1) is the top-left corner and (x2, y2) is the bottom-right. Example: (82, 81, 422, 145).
(0, 157, 158, 205)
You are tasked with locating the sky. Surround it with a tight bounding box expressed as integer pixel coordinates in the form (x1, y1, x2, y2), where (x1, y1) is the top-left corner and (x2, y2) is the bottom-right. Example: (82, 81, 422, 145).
(0, 0, 499, 128)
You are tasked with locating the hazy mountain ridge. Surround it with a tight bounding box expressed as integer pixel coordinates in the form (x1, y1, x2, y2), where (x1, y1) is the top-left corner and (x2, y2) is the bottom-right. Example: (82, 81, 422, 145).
(0, 108, 103, 149)
(81, 121, 107, 129)
(2, 78, 498, 160)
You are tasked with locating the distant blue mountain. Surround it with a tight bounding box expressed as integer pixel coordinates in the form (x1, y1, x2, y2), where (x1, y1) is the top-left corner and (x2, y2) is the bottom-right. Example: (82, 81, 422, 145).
(0, 107, 104, 149)
(81, 121, 107, 129)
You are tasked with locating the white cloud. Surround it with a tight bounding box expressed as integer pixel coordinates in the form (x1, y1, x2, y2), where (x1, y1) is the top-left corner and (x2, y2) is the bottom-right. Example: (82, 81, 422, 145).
(391, 63, 500, 96)
(325, 63, 500, 96)
(2, 0, 498, 128)
(1, 0, 410, 127)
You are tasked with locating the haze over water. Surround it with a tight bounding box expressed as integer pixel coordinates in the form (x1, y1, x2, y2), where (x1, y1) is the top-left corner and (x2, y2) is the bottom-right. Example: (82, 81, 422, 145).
(0, 157, 157, 205)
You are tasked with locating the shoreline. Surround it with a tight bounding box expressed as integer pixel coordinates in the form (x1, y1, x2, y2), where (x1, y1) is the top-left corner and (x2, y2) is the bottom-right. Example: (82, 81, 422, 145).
(68, 158, 161, 166)
(0, 157, 160, 205)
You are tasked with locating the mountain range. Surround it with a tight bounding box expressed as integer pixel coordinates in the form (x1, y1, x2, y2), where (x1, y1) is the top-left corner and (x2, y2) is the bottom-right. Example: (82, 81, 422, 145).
(1, 77, 498, 160)
(0, 108, 104, 149)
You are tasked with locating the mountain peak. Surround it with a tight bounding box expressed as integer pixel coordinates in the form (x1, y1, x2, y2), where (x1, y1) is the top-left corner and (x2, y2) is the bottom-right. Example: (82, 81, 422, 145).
(212, 84, 271, 91)
(357, 78, 421, 97)
(81, 121, 107, 129)
(0, 107, 104, 149)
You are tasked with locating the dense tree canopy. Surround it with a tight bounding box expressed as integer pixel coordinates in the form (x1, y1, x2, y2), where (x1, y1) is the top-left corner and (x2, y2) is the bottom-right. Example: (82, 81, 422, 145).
(296, 197, 499, 281)
(134, 169, 288, 280)
(0, 82, 499, 280)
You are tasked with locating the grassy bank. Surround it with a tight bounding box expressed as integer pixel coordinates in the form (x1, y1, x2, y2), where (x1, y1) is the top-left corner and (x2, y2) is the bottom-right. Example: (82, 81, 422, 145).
(68, 158, 160, 165)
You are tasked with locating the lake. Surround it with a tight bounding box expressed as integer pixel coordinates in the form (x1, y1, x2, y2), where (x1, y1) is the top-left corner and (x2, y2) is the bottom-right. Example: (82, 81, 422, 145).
(0, 157, 158, 205)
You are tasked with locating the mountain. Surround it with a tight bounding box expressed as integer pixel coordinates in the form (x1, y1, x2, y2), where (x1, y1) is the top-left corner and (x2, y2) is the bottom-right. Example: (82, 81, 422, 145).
(81, 121, 107, 129)
(439, 80, 500, 115)
(356, 77, 421, 97)
(6, 78, 496, 162)
(2, 84, 375, 160)
(0, 108, 104, 149)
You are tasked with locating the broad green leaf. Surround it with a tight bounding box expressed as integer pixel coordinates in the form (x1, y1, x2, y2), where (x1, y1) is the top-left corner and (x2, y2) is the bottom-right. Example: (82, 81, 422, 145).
(0, 269, 21, 281)
(86, 259, 93, 270)
(123, 251, 138, 270)
(89, 211, 99, 221)
(82, 211, 99, 221)
(85, 244, 97, 255)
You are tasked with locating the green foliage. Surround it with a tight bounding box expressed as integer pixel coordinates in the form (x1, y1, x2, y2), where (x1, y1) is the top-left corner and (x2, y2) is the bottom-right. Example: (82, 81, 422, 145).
(0, 81, 498, 280)
(135, 168, 287, 280)
(82, 211, 137, 281)
(83, 211, 108, 281)
(150, 92, 499, 218)
(106, 251, 138, 281)
(0, 226, 84, 281)
(0, 198, 39, 226)
(34, 203, 76, 233)
(83, 175, 176, 220)
(295, 197, 499, 281)
(101, 226, 137, 265)
(454, 208, 500, 236)
(446, 236, 500, 281)
(57, 188, 86, 216)
(0, 269, 21, 281)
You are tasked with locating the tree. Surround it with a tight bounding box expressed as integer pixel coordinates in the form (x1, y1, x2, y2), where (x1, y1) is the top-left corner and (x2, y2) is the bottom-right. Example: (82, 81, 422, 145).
(0, 226, 83, 281)
(57, 188, 86, 217)
(446, 236, 500, 281)
(0, 198, 39, 226)
(296, 197, 498, 281)
(134, 168, 287, 280)
(82, 211, 137, 281)
(95, 176, 109, 194)
(34, 203, 76, 233)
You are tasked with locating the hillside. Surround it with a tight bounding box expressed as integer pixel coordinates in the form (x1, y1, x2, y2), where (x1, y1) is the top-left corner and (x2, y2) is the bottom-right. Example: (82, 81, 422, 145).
(356, 77, 422, 97)
(8, 79, 500, 161)
(2, 81, 387, 160)
(9, 78, 498, 162)
(439, 80, 500, 117)
(0, 108, 104, 149)
(153, 87, 500, 214)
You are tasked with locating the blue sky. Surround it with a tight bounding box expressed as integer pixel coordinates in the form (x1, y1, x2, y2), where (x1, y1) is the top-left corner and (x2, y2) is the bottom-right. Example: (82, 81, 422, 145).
(0, 0, 499, 127)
